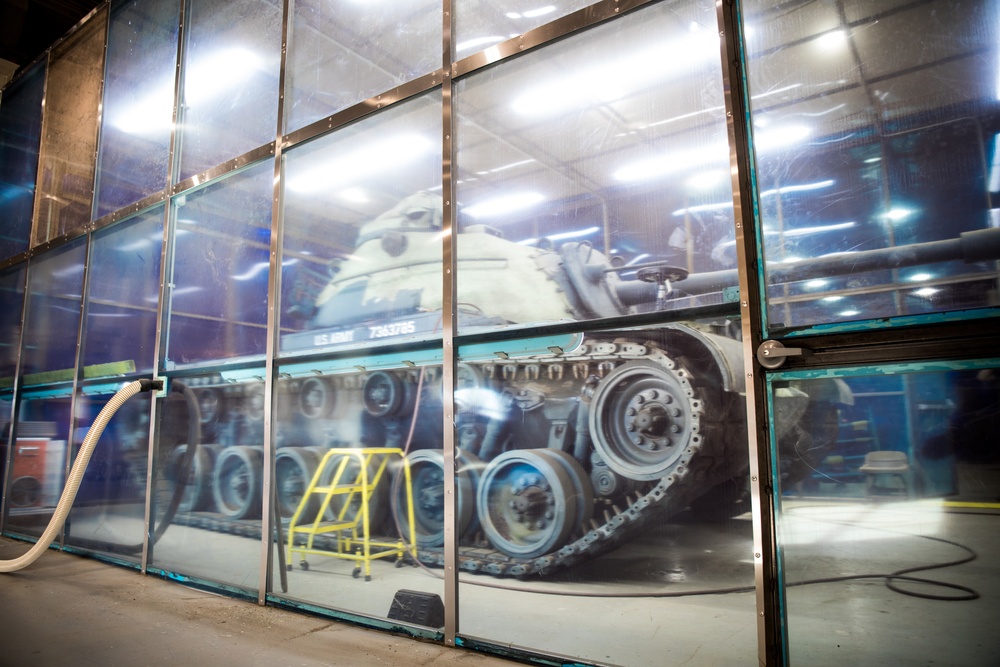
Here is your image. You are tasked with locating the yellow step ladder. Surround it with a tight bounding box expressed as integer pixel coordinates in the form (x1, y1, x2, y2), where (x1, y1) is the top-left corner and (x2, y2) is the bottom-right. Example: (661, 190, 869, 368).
(287, 447, 415, 581)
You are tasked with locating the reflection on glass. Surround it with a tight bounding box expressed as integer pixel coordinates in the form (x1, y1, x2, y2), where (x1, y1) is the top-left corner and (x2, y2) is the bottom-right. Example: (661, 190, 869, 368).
(454, 1, 593, 58)
(177, 0, 281, 180)
(6, 395, 71, 539)
(772, 364, 1000, 664)
(65, 389, 151, 564)
(82, 207, 164, 376)
(31, 8, 106, 245)
(744, 0, 1000, 329)
(21, 239, 87, 383)
(165, 163, 272, 368)
(149, 373, 263, 591)
(279, 94, 442, 356)
(284, 0, 439, 133)
(455, 3, 737, 333)
(0, 265, 27, 381)
(0, 64, 45, 260)
(270, 357, 443, 618)
(457, 323, 754, 664)
(95, 0, 181, 218)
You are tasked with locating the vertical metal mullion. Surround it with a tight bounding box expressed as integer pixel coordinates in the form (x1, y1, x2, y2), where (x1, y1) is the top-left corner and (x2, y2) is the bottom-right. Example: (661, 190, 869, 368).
(62, 234, 94, 549)
(142, 0, 188, 572)
(0, 266, 30, 533)
(441, 0, 459, 647)
(716, 1, 783, 665)
(29, 53, 53, 248)
(259, 0, 293, 606)
(89, 4, 114, 225)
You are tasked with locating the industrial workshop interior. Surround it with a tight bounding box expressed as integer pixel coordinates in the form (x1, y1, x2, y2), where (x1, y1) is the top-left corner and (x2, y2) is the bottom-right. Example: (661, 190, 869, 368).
(0, 0, 998, 665)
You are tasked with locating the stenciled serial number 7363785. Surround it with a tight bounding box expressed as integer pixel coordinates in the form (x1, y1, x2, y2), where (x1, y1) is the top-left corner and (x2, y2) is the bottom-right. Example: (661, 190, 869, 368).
(368, 320, 417, 338)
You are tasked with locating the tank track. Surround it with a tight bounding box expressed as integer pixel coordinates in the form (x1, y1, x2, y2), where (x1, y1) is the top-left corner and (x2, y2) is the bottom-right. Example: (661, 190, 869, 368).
(160, 332, 747, 578)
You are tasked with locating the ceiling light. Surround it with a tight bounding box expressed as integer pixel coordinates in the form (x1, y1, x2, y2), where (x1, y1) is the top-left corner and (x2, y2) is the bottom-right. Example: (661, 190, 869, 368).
(882, 207, 915, 222)
(815, 30, 848, 50)
(287, 133, 434, 193)
(838, 309, 861, 317)
(805, 279, 828, 289)
(754, 124, 811, 152)
(913, 287, 938, 297)
(456, 36, 506, 52)
(463, 192, 544, 218)
(908, 272, 932, 282)
(614, 142, 729, 182)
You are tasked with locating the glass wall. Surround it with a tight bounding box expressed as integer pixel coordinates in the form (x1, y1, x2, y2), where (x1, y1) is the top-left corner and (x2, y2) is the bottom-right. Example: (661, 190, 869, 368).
(770, 363, 1000, 665)
(0, 63, 45, 260)
(0, 1, 998, 666)
(31, 7, 106, 245)
(164, 162, 273, 368)
(743, 0, 1000, 332)
(95, 0, 180, 219)
(175, 0, 281, 181)
(284, 0, 440, 134)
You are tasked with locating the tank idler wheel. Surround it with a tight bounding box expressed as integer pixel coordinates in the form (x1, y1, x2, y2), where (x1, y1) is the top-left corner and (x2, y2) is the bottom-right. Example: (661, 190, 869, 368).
(476, 450, 578, 559)
(212, 446, 264, 519)
(589, 360, 698, 481)
(391, 449, 480, 548)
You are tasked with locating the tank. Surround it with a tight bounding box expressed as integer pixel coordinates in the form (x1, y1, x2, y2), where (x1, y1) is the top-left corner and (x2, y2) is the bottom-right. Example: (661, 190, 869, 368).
(158, 193, 1000, 577)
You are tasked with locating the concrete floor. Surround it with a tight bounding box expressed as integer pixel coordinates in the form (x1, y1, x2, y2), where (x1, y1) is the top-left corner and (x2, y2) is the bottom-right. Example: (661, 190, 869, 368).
(0, 537, 519, 667)
(2, 499, 998, 666)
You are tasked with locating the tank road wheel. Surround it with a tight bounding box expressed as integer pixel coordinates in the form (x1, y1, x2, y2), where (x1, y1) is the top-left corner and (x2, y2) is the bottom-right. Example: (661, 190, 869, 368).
(589, 360, 699, 481)
(275, 448, 320, 519)
(391, 449, 481, 547)
(476, 450, 578, 559)
(533, 449, 594, 535)
(363, 371, 404, 418)
(212, 446, 263, 519)
(298, 377, 336, 420)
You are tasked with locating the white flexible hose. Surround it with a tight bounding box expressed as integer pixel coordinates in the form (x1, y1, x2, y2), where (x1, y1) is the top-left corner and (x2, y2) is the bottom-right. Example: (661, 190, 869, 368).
(1, 380, 145, 573)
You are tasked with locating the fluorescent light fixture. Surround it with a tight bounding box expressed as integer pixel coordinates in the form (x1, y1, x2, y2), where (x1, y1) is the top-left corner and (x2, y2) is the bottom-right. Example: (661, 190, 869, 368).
(759, 179, 834, 197)
(686, 170, 727, 190)
(186, 48, 263, 103)
(514, 5, 556, 19)
(517, 226, 600, 245)
(287, 133, 434, 193)
(821, 295, 843, 303)
(110, 82, 175, 135)
(511, 31, 718, 117)
(815, 29, 848, 50)
(864, 157, 882, 164)
(805, 279, 829, 289)
(779, 221, 855, 237)
(839, 309, 861, 317)
(754, 124, 811, 152)
(339, 187, 369, 203)
(913, 287, 938, 297)
(908, 272, 932, 282)
(614, 142, 729, 183)
(882, 207, 915, 222)
(456, 36, 506, 52)
(463, 192, 544, 218)
(672, 201, 732, 216)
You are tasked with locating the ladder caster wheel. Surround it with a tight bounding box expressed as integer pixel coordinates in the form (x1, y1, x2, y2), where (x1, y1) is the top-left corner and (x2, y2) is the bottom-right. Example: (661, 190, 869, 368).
(365, 575, 371, 582)
(352, 567, 361, 579)
(395, 559, 404, 568)
(300, 561, 309, 571)
(286, 563, 293, 572)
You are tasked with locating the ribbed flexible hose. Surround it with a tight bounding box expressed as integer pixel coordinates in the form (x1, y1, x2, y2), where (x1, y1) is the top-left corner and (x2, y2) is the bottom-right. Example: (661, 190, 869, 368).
(1, 379, 150, 573)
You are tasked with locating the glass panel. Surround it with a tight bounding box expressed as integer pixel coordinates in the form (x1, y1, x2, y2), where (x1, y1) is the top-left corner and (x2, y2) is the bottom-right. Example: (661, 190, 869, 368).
(0, 265, 26, 505)
(771, 363, 1000, 665)
(6, 393, 71, 539)
(176, 0, 281, 181)
(95, 0, 181, 218)
(269, 353, 443, 622)
(21, 239, 87, 384)
(279, 93, 442, 357)
(744, 0, 1000, 330)
(31, 8, 106, 244)
(0, 64, 46, 260)
(454, 1, 594, 59)
(149, 372, 263, 591)
(0, 264, 27, 382)
(82, 206, 164, 376)
(65, 388, 151, 564)
(457, 324, 755, 664)
(164, 163, 272, 369)
(455, 1, 737, 334)
(284, 0, 439, 133)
